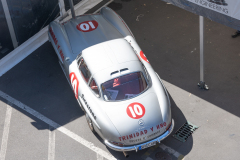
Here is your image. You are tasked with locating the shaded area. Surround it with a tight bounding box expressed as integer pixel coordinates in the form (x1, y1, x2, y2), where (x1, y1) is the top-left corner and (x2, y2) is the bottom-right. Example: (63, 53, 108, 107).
(113, 0, 240, 118)
(108, 2, 123, 11)
(64, 0, 82, 11)
(7, 0, 60, 45)
(0, 0, 118, 132)
(0, 42, 85, 129)
(0, 1, 194, 159)
(85, 0, 112, 14)
(0, 0, 239, 159)
(0, 1, 14, 59)
(162, 0, 240, 30)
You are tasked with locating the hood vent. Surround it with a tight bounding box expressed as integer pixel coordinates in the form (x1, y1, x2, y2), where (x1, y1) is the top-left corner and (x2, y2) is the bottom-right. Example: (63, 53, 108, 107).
(120, 68, 129, 74)
(110, 71, 120, 77)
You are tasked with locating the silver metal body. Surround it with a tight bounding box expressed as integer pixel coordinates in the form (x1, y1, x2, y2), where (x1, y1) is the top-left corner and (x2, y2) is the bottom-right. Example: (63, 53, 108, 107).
(68, 0, 76, 19)
(200, 16, 204, 82)
(198, 16, 208, 90)
(48, 7, 174, 152)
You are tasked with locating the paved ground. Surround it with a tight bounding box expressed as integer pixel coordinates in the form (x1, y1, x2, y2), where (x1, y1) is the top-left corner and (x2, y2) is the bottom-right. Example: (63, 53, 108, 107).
(0, 0, 240, 160)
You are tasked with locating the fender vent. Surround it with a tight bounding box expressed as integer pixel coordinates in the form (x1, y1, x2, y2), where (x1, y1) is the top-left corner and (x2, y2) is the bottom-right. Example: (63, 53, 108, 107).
(111, 71, 119, 76)
(120, 68, 129, 74)
(173, 121, 198, 142)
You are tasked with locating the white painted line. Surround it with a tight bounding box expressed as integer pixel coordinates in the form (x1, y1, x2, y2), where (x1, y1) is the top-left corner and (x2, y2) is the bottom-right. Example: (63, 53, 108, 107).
(0, 105, 12, 160)
(48, 125, 56, 160)
(159, 144, 181, 158)
(145, 157, 153, 160)
(93, 0, 113, 14)
(1, 0, 18, 48)
(0, 90, 116, 160)
(97, 153, 104, 160)
(173, 151, 181, 158)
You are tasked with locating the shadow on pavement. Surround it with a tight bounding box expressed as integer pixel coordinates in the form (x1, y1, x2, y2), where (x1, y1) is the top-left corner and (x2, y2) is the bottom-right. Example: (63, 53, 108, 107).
(113, 0, 240, 119)
(0, 0, 238, 159)
(0, 42, 85, 130)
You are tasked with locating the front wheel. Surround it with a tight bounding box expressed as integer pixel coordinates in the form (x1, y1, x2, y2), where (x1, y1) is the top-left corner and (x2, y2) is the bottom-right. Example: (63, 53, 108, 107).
(85, 113, 95, 133)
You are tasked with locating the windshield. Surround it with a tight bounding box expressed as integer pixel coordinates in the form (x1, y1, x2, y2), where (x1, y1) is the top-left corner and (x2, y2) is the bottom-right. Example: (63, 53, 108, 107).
(101, 72, 147, 101)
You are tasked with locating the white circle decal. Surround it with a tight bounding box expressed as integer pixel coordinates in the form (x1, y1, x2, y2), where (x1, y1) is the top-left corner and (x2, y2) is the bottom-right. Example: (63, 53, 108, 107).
(127, 103, 145, 119)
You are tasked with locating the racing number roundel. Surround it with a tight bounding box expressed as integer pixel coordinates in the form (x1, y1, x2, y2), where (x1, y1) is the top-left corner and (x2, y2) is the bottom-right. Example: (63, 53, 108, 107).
(140, 51, 149, 63)
(69, 72, 79, 99)
(76, 20, 98, 32)
(127, 103, 145, 119)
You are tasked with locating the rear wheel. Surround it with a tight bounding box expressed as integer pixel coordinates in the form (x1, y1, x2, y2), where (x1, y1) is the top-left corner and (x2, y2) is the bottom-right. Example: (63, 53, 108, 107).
(85, 113, 95, 133)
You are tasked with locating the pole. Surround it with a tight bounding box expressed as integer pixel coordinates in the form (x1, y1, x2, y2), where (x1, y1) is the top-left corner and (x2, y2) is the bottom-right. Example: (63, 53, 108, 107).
(1, 0, 18, 48)
(198, 16, 209, 90)
(200, 16, 204, 82)
(58, 0, 67, 16)
(69, 0, 76, 19)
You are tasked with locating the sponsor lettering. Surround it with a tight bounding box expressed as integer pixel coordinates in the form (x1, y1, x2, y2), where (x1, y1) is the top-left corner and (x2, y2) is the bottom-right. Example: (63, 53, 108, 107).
(119, 122, 166, 142)
(126, 102, 145, 119)
(69, 72, 79, 99)
(147, 130, 161, 139)
(49, 27, 65, 62)
(193, 0, 228, 14)
(81, 94, 97, 120)
(129, 138, 142, 143)
(140, 51, 150, 63)
(150, 127, 153, 131)
(76, 20, 98, 32)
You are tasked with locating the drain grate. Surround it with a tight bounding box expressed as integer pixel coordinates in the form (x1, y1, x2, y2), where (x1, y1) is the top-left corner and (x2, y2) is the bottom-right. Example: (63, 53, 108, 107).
(173, 121, 198, 142)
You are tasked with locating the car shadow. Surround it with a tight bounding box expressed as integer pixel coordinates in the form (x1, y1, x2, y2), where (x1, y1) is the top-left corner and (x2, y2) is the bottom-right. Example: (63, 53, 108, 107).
(1, 0, 237, 159)
(0, 42, 85, 130)
(114, 0, 240, 119)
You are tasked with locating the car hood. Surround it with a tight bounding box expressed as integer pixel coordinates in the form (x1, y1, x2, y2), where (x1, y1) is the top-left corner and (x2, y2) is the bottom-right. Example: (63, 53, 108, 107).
(103, 91, 168, 145)
(64, 14, 123, 54)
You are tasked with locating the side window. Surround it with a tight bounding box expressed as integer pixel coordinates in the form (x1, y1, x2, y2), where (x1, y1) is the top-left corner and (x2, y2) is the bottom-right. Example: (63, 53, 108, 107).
(139, 59, 149, 82)
(79, 58, 91, 83)
(143, 65, 149, 81)
(89, 79, 100, 96)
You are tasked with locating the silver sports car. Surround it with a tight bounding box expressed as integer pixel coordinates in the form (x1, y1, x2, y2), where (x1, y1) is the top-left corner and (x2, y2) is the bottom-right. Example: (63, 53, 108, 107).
(48, 7, 174, 153)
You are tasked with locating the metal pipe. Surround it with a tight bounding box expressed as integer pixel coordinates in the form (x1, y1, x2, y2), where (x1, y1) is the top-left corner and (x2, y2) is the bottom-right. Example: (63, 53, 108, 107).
(198, 16, 209, 90)
(123, 151, 129, 158)
(68, 0, 76, 19)
(200, 16, 204, 82)
(1, 0, 18, 48)
(58, 0, 66, 16)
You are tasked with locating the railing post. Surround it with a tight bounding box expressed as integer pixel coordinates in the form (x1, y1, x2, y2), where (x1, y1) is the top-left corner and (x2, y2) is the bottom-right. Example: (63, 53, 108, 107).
(198, 16, 209, 90)
(1, 0, 18, 48)
(69, 0, 76, 19)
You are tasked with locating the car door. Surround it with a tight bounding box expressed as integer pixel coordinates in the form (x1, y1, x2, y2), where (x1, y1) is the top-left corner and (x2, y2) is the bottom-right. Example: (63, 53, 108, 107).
(77, 57, 99, 123)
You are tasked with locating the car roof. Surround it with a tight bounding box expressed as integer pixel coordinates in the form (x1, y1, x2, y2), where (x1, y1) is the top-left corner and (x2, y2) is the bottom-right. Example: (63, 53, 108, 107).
(82, 38, 144, 84)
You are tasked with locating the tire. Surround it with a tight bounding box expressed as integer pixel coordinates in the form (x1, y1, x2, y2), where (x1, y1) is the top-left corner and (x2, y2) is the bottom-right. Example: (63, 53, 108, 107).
(85, 113, 95, 133)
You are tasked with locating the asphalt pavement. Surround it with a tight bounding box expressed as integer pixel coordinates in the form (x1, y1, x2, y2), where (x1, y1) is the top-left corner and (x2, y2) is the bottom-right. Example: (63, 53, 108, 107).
(0, 0, 240, 160)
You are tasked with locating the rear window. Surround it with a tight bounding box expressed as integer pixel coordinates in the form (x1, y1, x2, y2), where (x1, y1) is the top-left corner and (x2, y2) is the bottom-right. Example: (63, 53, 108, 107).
(101, 72, 147, 101)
